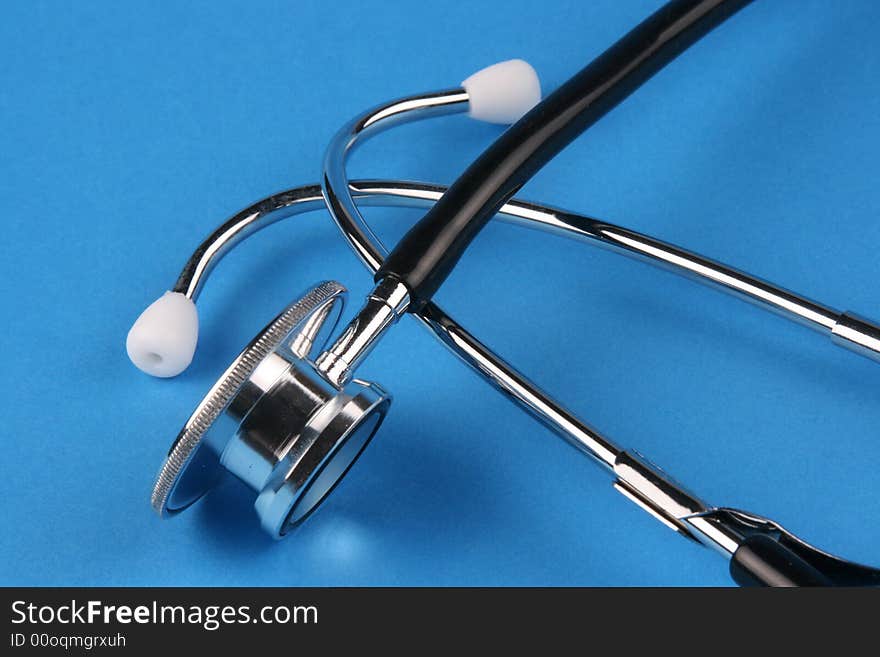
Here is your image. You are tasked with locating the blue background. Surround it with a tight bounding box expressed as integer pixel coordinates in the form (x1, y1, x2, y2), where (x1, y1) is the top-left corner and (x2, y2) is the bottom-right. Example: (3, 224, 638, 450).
(1, 0, 878, 586)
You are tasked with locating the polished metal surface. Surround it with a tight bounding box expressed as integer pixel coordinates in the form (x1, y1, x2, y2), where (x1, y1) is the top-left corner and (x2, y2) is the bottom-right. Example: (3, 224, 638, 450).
(172, 188, 326, 300)
(249, 370, 389, 536)
(152, 280, 391, 537)
(315, 277, 411, 388)
(612, 450, 710, 542)
(418, 303, 621, 469)
(321, 88, 470, 273)
(832, 311, 880, 361)
(152, 281, 346, 516)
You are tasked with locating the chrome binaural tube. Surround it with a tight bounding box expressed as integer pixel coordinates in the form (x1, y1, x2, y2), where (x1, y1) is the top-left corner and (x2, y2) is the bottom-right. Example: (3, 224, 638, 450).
(173, 187, 327, 300)
(321, 88, 470, 274)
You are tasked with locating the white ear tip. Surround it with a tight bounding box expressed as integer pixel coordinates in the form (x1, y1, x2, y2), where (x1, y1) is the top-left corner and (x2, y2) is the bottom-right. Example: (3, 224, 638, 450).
(462, 59, 541, 125)
(126, 292, 199, 378)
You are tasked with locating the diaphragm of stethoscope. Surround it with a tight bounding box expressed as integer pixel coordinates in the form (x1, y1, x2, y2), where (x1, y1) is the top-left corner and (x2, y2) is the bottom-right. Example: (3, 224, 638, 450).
(150, 281, 390, 537)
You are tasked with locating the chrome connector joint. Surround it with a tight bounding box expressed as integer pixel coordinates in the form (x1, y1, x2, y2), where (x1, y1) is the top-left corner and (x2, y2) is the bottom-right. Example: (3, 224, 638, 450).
(612, 450, 746, 556)
(612, 450, 709, 543)
(831, 311, 880, 362)
(315, 277, 411, 388)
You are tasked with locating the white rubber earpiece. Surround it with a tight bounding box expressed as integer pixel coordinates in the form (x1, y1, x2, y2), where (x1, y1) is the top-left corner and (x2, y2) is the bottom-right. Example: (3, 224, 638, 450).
(462, 59, 541, 125)
(126, 292, 199, 378)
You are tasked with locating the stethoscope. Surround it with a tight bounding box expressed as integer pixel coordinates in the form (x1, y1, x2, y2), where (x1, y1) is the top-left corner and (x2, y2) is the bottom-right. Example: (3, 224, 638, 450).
(127, 0, 879, 586)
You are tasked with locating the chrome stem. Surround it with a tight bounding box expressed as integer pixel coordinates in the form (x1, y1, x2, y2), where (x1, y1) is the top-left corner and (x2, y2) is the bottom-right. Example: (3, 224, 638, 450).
(315, 277, 411, 388)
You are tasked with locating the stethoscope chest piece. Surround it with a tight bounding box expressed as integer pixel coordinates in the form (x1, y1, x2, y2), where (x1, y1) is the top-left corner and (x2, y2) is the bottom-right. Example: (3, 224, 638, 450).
(151, 280, 391, 537)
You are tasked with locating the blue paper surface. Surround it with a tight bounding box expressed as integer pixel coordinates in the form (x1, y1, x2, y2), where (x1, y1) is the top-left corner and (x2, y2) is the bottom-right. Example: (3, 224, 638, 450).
(1, 0, 877, 586)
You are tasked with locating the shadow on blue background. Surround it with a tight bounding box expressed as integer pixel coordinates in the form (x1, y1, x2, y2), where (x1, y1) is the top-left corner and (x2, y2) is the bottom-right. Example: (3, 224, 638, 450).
(0, 0, 877, 586)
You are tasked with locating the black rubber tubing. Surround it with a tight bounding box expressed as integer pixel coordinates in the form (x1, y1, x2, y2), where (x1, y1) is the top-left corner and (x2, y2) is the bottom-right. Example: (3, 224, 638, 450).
(730, 535, 833, 587)
(377, 0, 754, 310)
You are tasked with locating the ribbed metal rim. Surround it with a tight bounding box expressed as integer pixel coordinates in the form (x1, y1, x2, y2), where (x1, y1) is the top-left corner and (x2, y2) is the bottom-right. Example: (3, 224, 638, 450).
(150, 281, 346, 516)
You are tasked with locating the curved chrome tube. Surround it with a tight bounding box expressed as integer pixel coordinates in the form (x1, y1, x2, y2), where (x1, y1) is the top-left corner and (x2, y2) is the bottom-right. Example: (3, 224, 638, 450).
(174, 188, 326, 299)
(173, 91, 475, 300)
(321, 88, 470, 273)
